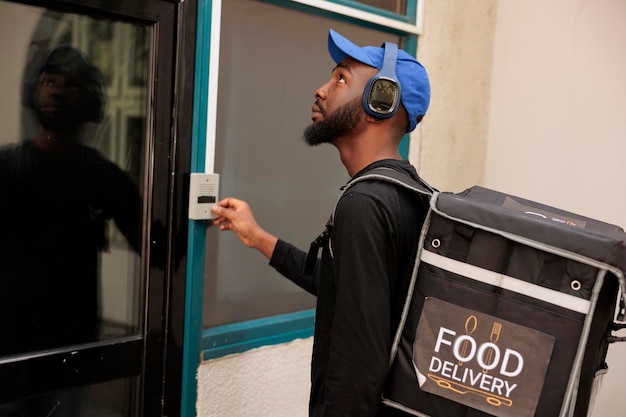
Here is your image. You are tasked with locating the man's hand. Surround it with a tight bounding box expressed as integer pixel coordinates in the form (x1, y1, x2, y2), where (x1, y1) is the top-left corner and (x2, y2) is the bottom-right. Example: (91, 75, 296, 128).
(211, 198, 278, 259)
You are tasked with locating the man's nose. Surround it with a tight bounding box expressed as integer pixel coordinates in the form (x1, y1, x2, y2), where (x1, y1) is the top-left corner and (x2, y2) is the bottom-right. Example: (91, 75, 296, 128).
(50, 83, 65, 94)
(314, 83, 328, 101)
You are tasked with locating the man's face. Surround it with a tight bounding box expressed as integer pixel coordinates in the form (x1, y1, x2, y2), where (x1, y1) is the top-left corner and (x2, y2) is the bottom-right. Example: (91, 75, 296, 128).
(33, 71, 89, 131)
(304, 58, 377, 146)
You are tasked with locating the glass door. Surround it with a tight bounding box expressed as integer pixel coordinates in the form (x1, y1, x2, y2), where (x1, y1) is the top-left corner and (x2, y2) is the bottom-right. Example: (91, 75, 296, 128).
(0, 0, 191, 415)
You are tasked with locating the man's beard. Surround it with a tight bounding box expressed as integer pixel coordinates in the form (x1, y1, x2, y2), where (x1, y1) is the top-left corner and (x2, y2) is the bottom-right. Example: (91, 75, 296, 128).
(35, 103, 84, 132)
(303, 98, 362, 146)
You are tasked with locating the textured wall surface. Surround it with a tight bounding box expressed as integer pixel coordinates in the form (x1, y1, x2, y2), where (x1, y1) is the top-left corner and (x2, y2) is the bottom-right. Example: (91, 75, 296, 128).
(197, 338, 313, 416)
(410, 0, 498, 192)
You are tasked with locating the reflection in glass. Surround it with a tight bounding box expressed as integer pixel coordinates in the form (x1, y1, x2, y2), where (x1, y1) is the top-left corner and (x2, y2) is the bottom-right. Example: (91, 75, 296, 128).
(0, 2, 149, 414)
(0, 3, 148, 355)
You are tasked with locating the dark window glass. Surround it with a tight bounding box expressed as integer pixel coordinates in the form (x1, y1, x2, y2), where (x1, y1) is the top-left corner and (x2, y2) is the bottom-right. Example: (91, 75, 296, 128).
(203, 0, 402, 327)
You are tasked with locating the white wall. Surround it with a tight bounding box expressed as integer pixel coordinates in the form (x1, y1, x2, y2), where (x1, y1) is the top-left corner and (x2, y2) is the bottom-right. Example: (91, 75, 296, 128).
(486, 0, 626, 226)
(485, 1, 626, 416)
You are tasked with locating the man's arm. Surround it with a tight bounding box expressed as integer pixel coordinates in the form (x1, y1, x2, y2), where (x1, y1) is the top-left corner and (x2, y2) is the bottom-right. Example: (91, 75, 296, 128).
(95, 155, 142, 253)
(211, 198, 320, 295)
(211, 197, 278, 258)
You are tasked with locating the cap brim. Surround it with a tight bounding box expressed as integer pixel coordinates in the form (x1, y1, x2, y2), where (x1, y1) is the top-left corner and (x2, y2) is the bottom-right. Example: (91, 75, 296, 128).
(328, 29, 377, 67)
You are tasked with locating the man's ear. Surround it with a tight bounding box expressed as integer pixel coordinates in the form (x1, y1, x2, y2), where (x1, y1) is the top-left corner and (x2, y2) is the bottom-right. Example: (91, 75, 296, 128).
(364, 114, 384, 124)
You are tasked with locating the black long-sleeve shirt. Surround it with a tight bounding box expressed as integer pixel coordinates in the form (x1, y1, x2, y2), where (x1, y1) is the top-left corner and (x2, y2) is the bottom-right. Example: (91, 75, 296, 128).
(270, 159, 430, 417)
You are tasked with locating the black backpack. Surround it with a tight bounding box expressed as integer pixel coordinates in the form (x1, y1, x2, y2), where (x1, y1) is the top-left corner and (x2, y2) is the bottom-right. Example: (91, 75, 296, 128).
(324, 167, 626, 417)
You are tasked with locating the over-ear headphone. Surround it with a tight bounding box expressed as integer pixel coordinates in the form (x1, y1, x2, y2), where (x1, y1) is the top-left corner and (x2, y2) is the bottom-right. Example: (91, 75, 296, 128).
(362, 42, 401, 119)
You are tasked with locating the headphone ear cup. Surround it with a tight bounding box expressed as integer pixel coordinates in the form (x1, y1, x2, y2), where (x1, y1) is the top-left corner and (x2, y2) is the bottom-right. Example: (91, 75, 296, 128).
(363, 76, 401, 120)
(362, 42, 401, 120)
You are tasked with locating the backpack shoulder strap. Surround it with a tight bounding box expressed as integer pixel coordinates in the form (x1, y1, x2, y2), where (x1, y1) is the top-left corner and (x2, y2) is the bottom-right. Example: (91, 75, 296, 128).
(303, 166, 434, 276)
(345, 166, 436, 197)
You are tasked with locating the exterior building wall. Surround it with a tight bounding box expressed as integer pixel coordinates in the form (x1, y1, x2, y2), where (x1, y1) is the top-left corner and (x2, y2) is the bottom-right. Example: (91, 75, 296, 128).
(409, 0, 497, 192)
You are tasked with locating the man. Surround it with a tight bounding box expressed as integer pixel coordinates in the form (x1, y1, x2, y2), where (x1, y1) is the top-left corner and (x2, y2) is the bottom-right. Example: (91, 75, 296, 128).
(211, 29, 431, 416)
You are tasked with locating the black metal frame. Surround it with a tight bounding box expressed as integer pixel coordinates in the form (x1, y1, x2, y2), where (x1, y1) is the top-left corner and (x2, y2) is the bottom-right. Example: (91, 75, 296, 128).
(0, 0, 197, 415)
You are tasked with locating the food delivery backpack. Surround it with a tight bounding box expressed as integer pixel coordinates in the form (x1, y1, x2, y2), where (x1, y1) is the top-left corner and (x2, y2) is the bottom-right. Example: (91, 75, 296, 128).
(338, 167, 626, 417)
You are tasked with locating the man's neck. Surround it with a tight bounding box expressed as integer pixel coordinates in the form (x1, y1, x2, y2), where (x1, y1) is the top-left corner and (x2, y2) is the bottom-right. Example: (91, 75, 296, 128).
(335, 129, 402, 177)
(32, 128, 78, 153)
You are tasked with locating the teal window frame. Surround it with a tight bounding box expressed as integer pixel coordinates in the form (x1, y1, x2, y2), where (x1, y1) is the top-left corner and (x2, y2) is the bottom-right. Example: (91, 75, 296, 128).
(181, 1, 423, 415)
(201, 309, 316, 360)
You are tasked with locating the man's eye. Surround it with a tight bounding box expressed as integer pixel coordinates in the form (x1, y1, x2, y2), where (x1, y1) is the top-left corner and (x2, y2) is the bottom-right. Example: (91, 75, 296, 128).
(338, 75, 346, 84)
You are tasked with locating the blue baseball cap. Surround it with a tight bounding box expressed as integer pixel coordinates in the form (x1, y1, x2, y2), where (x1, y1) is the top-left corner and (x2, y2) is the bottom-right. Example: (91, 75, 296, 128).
(327, 29, 430, 133)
